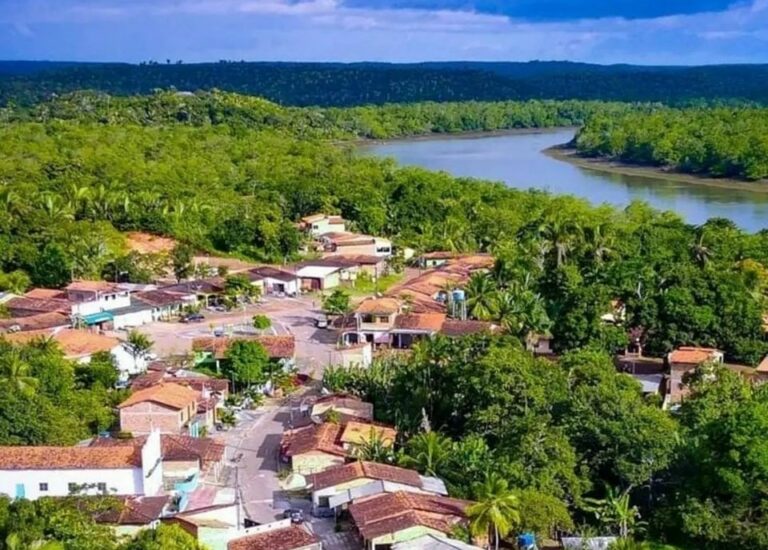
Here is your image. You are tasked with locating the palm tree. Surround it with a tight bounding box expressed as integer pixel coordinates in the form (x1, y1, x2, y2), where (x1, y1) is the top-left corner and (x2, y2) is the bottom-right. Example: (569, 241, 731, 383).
(585, 223, 615, 265)
(125, 330, 154, 372)
(690, 233, 712, 267)
(465, 273, 497, 320)
(0, 348, 39, 396)
(583, 485, 642, 539)
(467, 472, 521, 550)
(353, 429, 396, 464)
(398, 431, 452, 477)
(540, 219, 580, 267)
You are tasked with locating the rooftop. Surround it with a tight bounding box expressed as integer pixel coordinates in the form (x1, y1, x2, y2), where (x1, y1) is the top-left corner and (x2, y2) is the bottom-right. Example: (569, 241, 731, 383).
(311, 394, 374, 421)
(24, 288, 67, 300)
(281, 422, 347, 458)
(668, 346, 722, 365)
(65, 280, 122, 293)
(90, 434, 225, 464)
(393, 313, 447, 332)
(0, 446, 141, 470)
(227, 525, 319, 550)
(4, 328, 119, 358)
(310, 461, 422, 491)
(96, 495, 171, 525)
(135, 290, 185, 307)
(0, 312, 70, 332)
(323, 254, 385, 265)
(118, 383, 199, 410)
(250, 266, 298, 282)
(192, 335, 296, 359)
(6, 295, 72, 315)
(356, 297, 402, 315)
(439, 319, 495, 337)
(350, 491, 471, 541)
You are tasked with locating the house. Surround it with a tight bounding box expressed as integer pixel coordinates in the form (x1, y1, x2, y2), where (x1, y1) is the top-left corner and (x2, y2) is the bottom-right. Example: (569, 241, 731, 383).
(309, 461, 448, 517)
(349, 491, 473, 550)
(248, 267, 300, 296)
(0, 431, 163, 500)
(191, 335, 296, 372)
(160, 279, 227, 307)
(439, 320, 496, 338)
(118, 383, 202, 435)
(665, 347, 724, 407)
(345, 298, 403, 346)
(5, 291, 72, 318)
(0, 311, 70, 334)
(310, 394, 374, 422)
(66, 280, 142, 329)
(226, 521, 321, 550)
(95, 495, 172, 537)
(390, 313, 447, 349)
(525, 331, 554, 356)
(164, 502, 240, 550)
(280, 420, 396, 475)
(319, 232, 392, 258)
(90, 433, 226, 486)
(3, 327, 146, 380)
(135, 290, 187, 321)
(295, 264, 344, 291)
(300, 213, 347, 237)
(416, 251, 465, 269)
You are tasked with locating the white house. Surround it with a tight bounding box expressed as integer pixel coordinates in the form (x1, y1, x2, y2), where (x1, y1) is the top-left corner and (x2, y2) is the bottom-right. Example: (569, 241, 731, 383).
(295, 264, 344, 291)
(247, 267, 300, 296)
(4, 328, 147, 381)
(301, 214, 347, 237)
(66, 280, 156, 330)
(0, 430, 163, 500)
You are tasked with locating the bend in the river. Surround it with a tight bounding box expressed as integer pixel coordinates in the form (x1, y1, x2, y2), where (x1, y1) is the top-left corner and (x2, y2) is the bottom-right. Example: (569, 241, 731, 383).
(361, 128, 768, 233)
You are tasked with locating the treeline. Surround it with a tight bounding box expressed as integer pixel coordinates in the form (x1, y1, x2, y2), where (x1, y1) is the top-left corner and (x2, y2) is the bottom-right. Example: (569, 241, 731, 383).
(1, 60, 768, 106)
(1, 89, 638, 139)
(325, 339, 768, 548)
(574, 107, 768, 180)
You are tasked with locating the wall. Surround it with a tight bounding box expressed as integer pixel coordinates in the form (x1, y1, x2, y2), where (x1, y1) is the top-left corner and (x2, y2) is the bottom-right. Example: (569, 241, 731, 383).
(70, 292, 131, 315)
(121, 401, 183, 434)
(113, 309, 154, 330)
(162, 460, 199, 480)
(323, 272, 341, 290)
(263, 277, 299, 295)
(335, 243, 377, 256)
(371, 526, 444, 549)
(292, 452, 345, 475)
(141, 430, 164, 496)
(111, 345, 147, 379)
(0, 467, 142, 500)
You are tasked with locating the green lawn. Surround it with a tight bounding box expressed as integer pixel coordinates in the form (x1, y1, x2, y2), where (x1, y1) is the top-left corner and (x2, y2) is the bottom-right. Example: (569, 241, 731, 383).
(347, 272, 405, 296)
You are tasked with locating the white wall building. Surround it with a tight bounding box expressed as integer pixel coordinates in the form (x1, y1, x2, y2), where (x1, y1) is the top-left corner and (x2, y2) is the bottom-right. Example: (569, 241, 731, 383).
(0, 431, 163, 500)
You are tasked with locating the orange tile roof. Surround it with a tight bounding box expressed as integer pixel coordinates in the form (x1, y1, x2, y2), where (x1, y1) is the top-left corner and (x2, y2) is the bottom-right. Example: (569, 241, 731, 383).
(227, 525, 319, 550)
(281, 422, 347, 458)
(4, 328, 119, 358)
(0, 446, 141, 469)
(393, 313, 447, 332)
(66, 280, 122, 293)
(669, 347, 721, 365)
(192, 335, 295, 359)
(341, 421, 397, 446)
(24, 288, 67, 299)
(118, 383, 199, 410)
(356, 298, 402, 315)
(0, 312, 70, 332)
(310, 461, 422, 491)
(350, 492, 471, 541)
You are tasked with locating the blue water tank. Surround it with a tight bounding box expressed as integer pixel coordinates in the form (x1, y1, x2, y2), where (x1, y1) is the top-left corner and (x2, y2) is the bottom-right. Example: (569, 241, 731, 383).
(518, 533, 536, 548)
(452, 289, 465, 302)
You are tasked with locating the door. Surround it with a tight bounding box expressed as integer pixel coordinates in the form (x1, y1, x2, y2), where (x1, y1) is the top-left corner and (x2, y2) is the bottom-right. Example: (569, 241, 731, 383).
(14, 483, 25, 499)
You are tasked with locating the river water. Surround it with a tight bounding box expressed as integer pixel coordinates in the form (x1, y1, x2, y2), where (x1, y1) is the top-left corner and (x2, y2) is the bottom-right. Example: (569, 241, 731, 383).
(362, 128, 768, 233)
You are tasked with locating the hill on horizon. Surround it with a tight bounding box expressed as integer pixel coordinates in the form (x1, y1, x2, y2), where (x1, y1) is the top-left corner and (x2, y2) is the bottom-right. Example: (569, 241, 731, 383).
(1, 59, 767, 106)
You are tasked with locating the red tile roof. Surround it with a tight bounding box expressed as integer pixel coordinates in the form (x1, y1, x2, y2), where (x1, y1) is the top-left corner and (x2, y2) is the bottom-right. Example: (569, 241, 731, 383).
(24, 288, 67, 299)
(439, 320, 495, 337)
(281, 423, 347, 458)
(394, 313, 447, 332)
(350, 492, 471, 541)
(118, 383, 199, 410)
(227, 525, 319, 550)
(66, 280, 122, 293)
(250, 266, 298, 282)
(4, 328, 119, 358)
(0, 446, 141, 469)
(6, 296, 72, 315)
(96, 495, 170, 525)
(91, 434, 224, 464)
(135, 290, 184, 307)
(0, 312, 70, 332)
(356, 298, 401, 315)
(310, 461, 422, 491)
(668, 347, 721, 365)
(192, 335, 295, 359)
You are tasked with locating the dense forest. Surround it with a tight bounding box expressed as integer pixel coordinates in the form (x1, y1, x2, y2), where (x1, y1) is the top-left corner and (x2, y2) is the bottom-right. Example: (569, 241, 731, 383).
(324, 339, 768, 549)
(574, 107, 768, 180)
(1, 60, 767, 106)
(2, 92, 768, 366)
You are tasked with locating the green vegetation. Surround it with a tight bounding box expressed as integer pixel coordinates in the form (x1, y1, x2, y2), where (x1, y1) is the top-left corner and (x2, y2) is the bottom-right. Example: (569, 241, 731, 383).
(223, 340, 269, 389)
(574, 107, 768, 180)
(0, 496, 203, 550)
(324, 337, 768, 548)
(1, 61, 767, 106)
(0, 340, 123, 445)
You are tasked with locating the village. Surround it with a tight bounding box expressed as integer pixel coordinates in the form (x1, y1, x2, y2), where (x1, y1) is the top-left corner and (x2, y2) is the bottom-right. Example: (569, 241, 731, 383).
(0, 213, 765, 550)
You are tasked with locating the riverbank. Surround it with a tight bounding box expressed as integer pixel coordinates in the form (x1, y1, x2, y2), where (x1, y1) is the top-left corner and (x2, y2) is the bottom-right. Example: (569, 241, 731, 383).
(545, 145, 768, 193)
(354, 126, 577, 145)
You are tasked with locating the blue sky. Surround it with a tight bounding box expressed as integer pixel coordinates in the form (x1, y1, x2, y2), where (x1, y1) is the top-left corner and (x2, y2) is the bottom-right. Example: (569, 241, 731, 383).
(1, 0, 767, 64)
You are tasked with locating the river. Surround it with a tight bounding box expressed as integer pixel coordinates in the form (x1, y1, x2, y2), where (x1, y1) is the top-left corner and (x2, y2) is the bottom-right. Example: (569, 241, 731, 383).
(361, 128, 768, 233)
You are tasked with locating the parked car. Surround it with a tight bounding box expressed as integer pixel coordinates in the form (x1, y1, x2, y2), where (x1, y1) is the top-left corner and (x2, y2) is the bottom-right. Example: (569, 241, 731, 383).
(282, 508, 304, 524)
(314, 317, 328, 329)
(180, 313, 205, 323)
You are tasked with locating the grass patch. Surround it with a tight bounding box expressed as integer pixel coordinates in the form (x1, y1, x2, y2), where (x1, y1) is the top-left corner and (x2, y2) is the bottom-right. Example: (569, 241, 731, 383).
(347, 272, 405, 296)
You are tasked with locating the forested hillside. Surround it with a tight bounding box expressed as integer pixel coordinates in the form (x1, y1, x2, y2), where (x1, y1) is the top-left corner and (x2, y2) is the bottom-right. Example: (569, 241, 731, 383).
(1, 60, 767, 106)
(574, 107, 768, 180)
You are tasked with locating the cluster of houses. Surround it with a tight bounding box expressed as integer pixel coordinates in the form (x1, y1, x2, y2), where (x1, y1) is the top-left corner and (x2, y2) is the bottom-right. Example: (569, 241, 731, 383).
(276, 393, 484, 550)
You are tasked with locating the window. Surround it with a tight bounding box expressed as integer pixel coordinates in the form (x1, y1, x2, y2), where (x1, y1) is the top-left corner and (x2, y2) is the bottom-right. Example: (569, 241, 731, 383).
(377, 315, 390, 323)
(361, 314, 374, 323)
(318, 496, 330, 508)
(68, 483, 78, 494)
(39, 483, 48, 492)
(97, 482, 107, 494)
